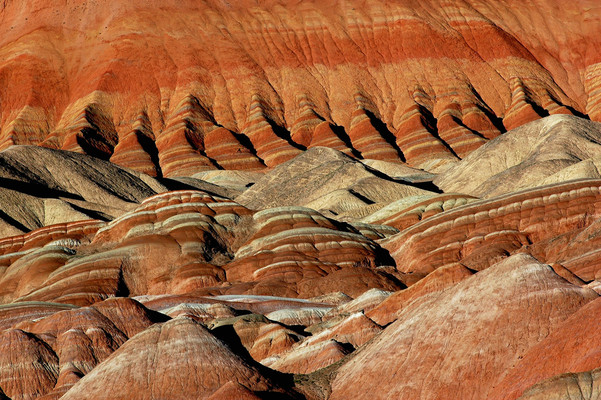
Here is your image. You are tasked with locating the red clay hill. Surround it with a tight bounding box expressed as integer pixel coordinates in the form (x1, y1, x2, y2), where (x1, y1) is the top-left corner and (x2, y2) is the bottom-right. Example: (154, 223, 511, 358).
(1, 0, 600, 176)
(0, 1, 601, 399)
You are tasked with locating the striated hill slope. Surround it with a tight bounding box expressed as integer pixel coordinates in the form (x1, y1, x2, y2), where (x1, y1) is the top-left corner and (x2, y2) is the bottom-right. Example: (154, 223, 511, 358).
(1, 0, 601, 399)
(0, 116, 600, 398)
(0, 0, 600, 176)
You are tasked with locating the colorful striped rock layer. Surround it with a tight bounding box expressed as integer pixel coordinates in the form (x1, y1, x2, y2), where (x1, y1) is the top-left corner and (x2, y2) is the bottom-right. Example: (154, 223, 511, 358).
(0, 113, 599, 398)
(0, 1, 600, 176)
(0, 1, 601, 398)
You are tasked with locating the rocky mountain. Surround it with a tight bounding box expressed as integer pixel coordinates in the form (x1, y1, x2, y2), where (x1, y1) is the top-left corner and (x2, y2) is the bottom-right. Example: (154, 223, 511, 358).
(0, 0, 600, 176)
(0, 0, 601, 399)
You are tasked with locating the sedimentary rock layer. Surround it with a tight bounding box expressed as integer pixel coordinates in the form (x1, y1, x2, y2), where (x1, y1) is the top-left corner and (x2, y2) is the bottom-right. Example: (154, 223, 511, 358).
(383, 179, 601, 278)
(0, 0, 599, 175)
(329, 254, 599, 400)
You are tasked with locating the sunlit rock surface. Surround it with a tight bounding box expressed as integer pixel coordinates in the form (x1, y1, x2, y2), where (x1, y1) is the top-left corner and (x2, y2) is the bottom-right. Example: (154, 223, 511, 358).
(0, 0, 601, 398)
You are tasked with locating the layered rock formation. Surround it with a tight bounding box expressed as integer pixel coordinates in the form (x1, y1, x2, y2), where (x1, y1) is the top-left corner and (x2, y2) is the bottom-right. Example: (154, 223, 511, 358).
(1, 0, 601, 399)
(329, 254, 599, 400)
(0, 145, 166, 237)
(1, 0, 600, 176)
(435, 116, 601, 197)
(2, 115, 601, 398)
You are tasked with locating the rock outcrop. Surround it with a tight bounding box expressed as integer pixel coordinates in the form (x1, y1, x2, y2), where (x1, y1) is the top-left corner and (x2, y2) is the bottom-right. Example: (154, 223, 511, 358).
(0, 146, 166, 237)
(383, 179, 601, 278)
(435, 116, 601, 197)
(1, 0, 601, 398)
(329, 254, 599, 400)
(1, 0, 599, 176)
(59, 317, 291, 400)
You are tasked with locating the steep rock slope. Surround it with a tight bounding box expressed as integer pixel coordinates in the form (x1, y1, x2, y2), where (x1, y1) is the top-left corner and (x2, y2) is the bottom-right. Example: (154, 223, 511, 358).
(515, 368, 601, 400)
(0, 145, 166, 237)
(236, 146, 433, 218)
(383, 179, 601, 278)
(329, 254, 599, 400)
(0, 1, 599, 176)
(0, 189, 401, 306)
(435, 116, 601, 197)
(59, 317, 294, 400)
(488, 297, 601, 400)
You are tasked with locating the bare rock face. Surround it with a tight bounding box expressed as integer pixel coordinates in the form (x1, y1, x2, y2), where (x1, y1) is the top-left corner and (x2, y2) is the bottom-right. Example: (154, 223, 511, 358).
(265, 339, 351, 375)
(367, 264, 473, 326)
(1, 0, 601, 398)
(0, 145, 166, 237)
(488, 296, 601, 400)
(435, 116, 601, 197)
(329, 254, 599, 400)
(226, 205, 401, 297)
(235, 147, 433, 217)
(59, 317, 291, 400)
(1, 0, 599, 176)
(383, 179, 601, 277)
(0, 328, 59, 400)
(0, 190, 401, 306)
(0, 297, 164, 400)
(516, 368, 601, 400)
(361, 193, 478, 231)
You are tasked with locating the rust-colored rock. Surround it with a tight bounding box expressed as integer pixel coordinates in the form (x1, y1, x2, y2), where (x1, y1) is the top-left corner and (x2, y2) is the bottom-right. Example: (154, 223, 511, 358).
(1, 0, 597, 175)
(515, 368, 601, 400)
(1, 1, 601, 398)
(329, 254, 598, 400)
(59, 317, 292, 399)
(383, 179, 601, 277)
(488, 296, 601, 400)
(368, 264, 473, 326)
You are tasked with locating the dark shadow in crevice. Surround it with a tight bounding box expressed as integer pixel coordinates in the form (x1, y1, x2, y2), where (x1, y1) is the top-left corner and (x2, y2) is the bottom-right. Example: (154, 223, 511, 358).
(136, 131, 163, 178)
(155, 177, 226, 198)
(269, 118, 307, 151)
(0, 209, 30, 233)
(63, 201, 112, 221)
(348, 189, 376, 205)
(0, 177, 84, 201)
(183, 123, 223, 170)
(77, 128, 114, 161)
(210, 324, 302, 398)
(233, 131, 267, 166)
(418, 105, 461, 159)
(331, 124, 363, 159)
(364, 109, 406, 162)
(451, 116, 488, 140)
(469, 89, 507, 133)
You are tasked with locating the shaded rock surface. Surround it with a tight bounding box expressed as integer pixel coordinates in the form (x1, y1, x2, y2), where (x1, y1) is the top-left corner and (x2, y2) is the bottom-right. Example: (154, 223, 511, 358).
(0, 0, 599, 176)
(435, 116, 601, 197)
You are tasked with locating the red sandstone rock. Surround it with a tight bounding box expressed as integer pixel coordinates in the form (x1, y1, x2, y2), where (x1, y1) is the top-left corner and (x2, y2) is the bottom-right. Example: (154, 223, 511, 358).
(265, 339, 350, 375)
(488, 296, 601, 400)
(329, 254, 598, 400)
(226, 206, 401, 297)
(1, 0, 596, 175)
(0, 2, 600, 397)
(58, 317, 290, 399)
(383, 179, 601, 277)
(303, 312, 382, 349)
(367, 264, 473, 326)
(362, 193, 478, 231)
(0, 329, 58, 400)
(206, 382, 263, 400)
